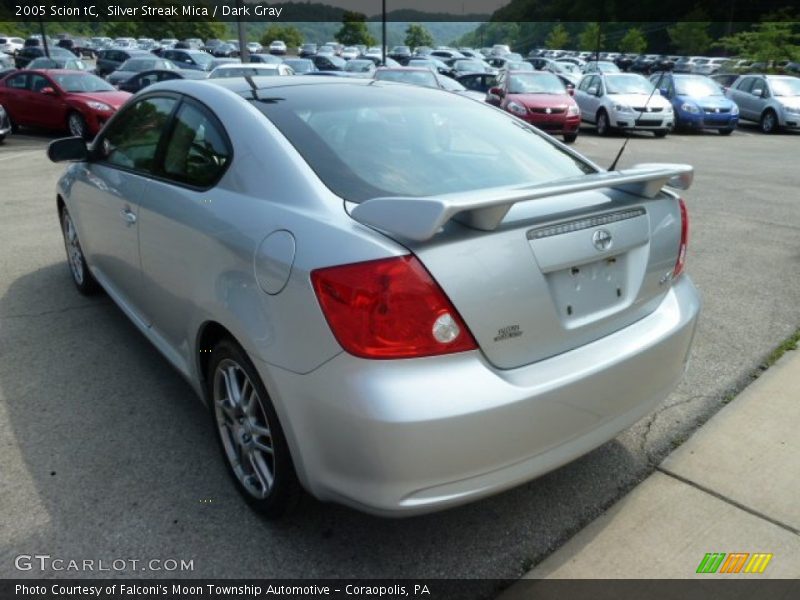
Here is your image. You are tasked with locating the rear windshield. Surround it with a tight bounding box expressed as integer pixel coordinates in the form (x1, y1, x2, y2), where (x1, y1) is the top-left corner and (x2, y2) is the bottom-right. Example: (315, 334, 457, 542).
(252, 83, 594, 203)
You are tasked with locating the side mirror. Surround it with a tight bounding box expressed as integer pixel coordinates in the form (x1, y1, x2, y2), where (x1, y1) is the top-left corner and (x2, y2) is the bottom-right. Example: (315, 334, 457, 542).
(488, 86, 505, 98)
(752, 88, 763, 97)
(47, 137, 89, 162)
(41, 86, 57, 95)
(567, 86, 575, 96)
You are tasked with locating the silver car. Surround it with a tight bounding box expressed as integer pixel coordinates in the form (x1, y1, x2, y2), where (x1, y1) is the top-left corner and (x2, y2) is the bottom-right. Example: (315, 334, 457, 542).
(48, 77, 700, 517)
(725, 74, 800, 133)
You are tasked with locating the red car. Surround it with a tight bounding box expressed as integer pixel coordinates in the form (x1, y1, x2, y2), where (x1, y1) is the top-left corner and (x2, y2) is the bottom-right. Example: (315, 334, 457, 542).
(487, 70, 581, 143)
(0, 69, 131, 139)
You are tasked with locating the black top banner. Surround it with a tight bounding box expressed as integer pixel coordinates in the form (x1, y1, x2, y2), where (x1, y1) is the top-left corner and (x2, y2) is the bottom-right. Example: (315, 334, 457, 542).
(0, 0, 798, 22)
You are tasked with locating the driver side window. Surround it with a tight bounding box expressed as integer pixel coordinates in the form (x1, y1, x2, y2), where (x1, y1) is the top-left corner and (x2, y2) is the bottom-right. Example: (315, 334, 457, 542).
(97, 96, 177, 173)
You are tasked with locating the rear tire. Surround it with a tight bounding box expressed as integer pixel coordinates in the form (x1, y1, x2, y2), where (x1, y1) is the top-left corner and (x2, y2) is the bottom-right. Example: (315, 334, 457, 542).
(563, 133, 578, 144)
(653, 129, 669, 138)
(719, 127, 734, 136)
(207, 338, 302, 518)
(596, 110, 611, 136)
(760, 109, 778, 134)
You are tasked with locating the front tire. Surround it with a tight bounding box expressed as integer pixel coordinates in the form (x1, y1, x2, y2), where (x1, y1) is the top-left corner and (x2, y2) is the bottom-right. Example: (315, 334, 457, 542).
(67, 111, 89, 140)
(653, 129, 669, 138)
(208, 339, 301, 518)
(596, 110, 611, 136)
(719, 127, 735, 136)
(60, 207, 100, 295)
(760, 109, 778, 134)
(563, 132, 578, 144)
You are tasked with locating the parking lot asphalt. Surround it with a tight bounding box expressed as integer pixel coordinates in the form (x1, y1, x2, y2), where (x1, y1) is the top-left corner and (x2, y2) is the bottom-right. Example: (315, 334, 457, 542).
(1, 125, 798, 589)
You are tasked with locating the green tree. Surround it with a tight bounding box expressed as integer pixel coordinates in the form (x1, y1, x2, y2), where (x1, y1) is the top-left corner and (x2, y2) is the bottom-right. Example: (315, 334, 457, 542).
(668, 10, 712, 55)
(619, 27, 648, 54)
(405, 23, 435, 49)
(545, 24, 570, 49)
(335, 11, 376, 47)
(716, 21, 800, 66)
(578, 23, 605, 52)
(260, 24, 304, 50)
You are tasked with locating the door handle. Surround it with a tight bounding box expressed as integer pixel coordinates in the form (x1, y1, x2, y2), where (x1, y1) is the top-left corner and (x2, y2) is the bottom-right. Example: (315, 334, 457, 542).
(120, 208, 137, 225)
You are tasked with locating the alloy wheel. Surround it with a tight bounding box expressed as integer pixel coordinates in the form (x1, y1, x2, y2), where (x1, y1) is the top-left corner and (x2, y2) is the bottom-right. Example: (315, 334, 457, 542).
(213, 359, 276, 499)
(68, 113, 87, 139)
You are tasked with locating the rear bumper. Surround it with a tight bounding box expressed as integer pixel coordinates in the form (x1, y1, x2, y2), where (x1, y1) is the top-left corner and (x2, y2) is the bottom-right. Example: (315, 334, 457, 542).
(262, 275, 701, 516)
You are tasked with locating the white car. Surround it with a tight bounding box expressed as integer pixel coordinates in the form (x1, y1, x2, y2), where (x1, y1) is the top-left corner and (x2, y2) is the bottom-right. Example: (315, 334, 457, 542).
(575, 72, 675, 137)
(246, 42, 263, 54)
(341, 46, 359, 60)
(0, 36, 25, 55)
(269, 40, 287, 55)
(208, 63, 294, 78)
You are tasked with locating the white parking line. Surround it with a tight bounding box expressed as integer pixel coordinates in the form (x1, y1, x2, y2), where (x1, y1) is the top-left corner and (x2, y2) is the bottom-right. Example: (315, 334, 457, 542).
(0, 150, 42, 162)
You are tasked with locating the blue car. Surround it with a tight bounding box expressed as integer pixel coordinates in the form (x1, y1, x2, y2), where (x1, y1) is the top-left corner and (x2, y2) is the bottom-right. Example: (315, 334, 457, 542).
(650, 72, 739, 134)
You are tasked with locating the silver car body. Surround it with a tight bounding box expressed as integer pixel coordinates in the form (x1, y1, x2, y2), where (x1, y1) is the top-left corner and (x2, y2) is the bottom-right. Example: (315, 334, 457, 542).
(55, 77, 700, 516)
(726, 74, 800, 130)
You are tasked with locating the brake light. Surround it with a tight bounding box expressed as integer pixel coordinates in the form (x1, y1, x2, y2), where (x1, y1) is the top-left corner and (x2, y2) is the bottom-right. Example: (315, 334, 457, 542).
(311, 256, 478, 359)
(673, 198, 689, 279)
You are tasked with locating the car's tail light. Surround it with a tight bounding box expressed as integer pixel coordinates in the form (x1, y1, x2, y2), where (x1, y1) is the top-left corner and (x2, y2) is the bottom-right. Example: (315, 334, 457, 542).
(673, 198, 689, 279)
(311, 256, 478, 359)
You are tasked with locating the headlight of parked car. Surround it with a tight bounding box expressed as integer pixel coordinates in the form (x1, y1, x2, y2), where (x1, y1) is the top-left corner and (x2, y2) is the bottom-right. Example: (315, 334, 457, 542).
(613, 104, 633, 113)
(730, 104, 740, 115)
(680, 103, 700, 114)
(567, 104, 580, 116)
(86, 101, 112, 112)
(507, 101, 528, 117)
(783, 105, 800, 114)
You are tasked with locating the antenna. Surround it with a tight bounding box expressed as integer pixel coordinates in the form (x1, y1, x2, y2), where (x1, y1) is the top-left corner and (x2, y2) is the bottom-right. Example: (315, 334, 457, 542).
(608, 64, 670, 171)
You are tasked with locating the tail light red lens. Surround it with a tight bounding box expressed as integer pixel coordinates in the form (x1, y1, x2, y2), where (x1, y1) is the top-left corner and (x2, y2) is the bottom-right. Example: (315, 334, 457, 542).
(673, 197, 689, 279)
(311, 256, 478, 359)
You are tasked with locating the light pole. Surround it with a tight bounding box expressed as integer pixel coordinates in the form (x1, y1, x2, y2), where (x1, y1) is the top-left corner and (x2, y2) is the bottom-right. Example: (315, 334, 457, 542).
(382, 0, 386, 65)
(237, 0, 249, 63)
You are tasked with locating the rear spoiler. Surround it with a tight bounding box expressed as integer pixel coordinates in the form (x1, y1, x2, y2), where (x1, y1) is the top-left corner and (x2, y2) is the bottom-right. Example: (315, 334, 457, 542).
(350, 163, 693, 242)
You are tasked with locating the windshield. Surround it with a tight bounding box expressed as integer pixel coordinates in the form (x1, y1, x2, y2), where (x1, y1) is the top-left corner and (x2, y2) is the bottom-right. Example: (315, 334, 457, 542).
(589, 61, 620, 73)
(190, 52, 212, 67)
(509, 73, 566, 94)
(345, 60, 373, 73)
(254, 84, 593, 203)
(120, 58, 157, 71)
(605, 74, 654, 95)
(375, 70, 438, 88)
(454, 60, 486, 72)
(674, 76, 723, 97)
(52, 73, 115, 92)
(285, 59, 313, 72)
(770, 77, 800, 97)
(211, 67, 277, 78)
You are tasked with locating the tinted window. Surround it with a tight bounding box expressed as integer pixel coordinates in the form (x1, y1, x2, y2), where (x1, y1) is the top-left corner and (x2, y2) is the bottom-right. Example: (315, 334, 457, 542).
(30, 74, 51, 93)
(162, 102, 231, 187)
(255, 84, 594, 203)
(736, 77, 754, 93)
(98, 96, 176, 173)
(5, 74, 28, 89)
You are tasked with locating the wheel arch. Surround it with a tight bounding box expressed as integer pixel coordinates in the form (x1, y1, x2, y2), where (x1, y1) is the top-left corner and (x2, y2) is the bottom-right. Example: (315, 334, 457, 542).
(196, 320, 239, 398)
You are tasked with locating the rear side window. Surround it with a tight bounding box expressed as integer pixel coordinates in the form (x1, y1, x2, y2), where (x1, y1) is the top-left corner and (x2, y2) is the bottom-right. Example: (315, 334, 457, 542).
(162, 102, 231, 187)
(5, 74, 28, 90)
(97, 96, 177, 173)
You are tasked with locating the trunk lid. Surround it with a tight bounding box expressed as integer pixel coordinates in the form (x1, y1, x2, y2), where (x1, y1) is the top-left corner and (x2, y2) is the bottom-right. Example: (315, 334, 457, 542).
(350, 165, 690, 369)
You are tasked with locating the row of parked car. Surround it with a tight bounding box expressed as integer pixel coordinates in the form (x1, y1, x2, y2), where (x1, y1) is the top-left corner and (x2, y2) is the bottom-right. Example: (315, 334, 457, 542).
(1, 35, 798, 145)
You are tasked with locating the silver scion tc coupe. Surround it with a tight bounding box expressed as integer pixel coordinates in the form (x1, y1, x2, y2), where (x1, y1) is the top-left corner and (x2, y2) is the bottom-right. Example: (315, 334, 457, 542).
(48, 77, 701, 517)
